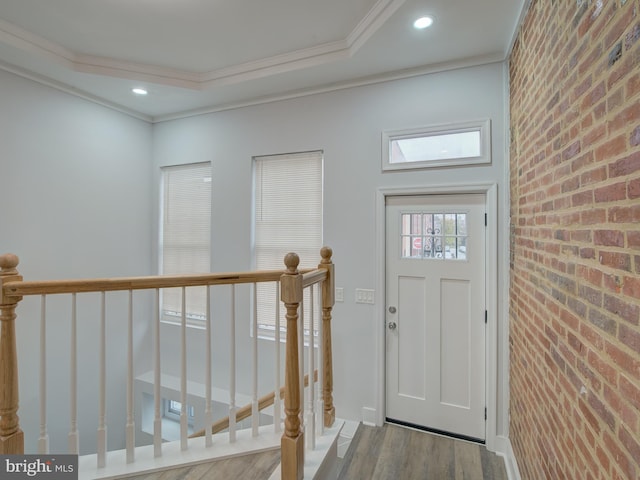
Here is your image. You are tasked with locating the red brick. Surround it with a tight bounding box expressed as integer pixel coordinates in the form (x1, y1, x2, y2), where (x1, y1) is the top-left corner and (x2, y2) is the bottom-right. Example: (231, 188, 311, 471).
(622, 275, 640, 299)
(603, 383, 638, 430)
(595, 446, 610, 474)
(608, 51, 635, 90)
(607, 87, 625, 114)
(581, 322, 605, 351)
(603, 274, 624, 294)
(572, 151, 596, 172)
(587, 349, 618, 385)
(581, 208, 606, 224)
(595, 135, 627, 162)
(620, 375, 640, 411)
(619, 323, 640, 352)
(578, 397, 602, 435)
(609, 151, 640, 177)
(582, 82, 607, 111)
(631, 126, 640, 147)
(619, 425, 640, 464)
(587, 391, 616, 431)
(608, 205, 640, 223)
(629, 72, 640, 98)
(603, 294, 640, 325)
(606, 341, 640, 381)
(509, 1, 640, 477)
(577, 264, 602, 285)
(609, 102, 640, 134)
(603, 431, 637, 480)
(580, 166, 607, 185)
(598, 251, 631, 271)
(594, 182, 627, 202)
(594, 229, 625, 247)
(573, 190, 593, 206)
(630, 179, 640, 200)
(604, 7, 634, 48)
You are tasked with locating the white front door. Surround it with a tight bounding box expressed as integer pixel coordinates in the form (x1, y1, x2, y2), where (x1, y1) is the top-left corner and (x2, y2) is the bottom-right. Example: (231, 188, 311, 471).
(385, 194, 486, 441)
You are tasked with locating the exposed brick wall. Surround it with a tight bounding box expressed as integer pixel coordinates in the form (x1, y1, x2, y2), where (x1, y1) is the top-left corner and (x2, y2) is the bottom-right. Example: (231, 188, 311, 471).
(509, 1, 640, 479)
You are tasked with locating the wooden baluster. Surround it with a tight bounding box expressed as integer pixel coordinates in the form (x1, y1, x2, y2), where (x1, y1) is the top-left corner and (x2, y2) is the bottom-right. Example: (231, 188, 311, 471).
(274, 281, 282, 433)
(38, 295, 49, 453)
(280, 253, 304, 480)
(318, 247, 335, 428)
(153, 289, 162, 457)
(126, 290, 135, 463)
(205, 286, 213, 447)
(97, 292, 107, 467)
(305, 285, 316, 450)
(0, 254, 24, 454)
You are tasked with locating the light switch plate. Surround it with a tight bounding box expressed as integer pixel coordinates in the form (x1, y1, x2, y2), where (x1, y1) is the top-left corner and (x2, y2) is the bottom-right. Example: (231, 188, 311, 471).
(335, 287, 344, 302)
(355, 288, 374, 304)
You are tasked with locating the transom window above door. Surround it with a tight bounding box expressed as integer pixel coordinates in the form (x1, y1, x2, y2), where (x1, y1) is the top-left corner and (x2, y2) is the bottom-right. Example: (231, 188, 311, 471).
(400, 212, 468, 260)
(382, 119, 490, 171)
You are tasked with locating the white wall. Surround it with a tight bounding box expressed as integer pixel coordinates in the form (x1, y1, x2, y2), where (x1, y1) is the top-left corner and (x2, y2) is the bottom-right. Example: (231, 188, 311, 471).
(0, 69, 153, 454)
(151, 62, 509, 437)
(0, 61, 508, 456)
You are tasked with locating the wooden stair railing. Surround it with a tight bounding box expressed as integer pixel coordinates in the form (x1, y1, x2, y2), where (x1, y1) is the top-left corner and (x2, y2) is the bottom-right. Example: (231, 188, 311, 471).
(0, 254, 24, 454)
(0, 247, 335, 480)
(280, 246, 335, 480)
(190, 370, 318, 438)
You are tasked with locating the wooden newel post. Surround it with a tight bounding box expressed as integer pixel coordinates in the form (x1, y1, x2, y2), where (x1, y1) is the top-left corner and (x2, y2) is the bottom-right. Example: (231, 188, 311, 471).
(280, 253, 304, 480)
(0, 254, 24, 454)
(318, 247, 335, 427)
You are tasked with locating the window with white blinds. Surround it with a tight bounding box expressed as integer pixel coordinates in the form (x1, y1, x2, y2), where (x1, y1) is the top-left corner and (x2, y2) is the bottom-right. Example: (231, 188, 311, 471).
(253, 151, 323, 337)
(160, 162, 212, 328)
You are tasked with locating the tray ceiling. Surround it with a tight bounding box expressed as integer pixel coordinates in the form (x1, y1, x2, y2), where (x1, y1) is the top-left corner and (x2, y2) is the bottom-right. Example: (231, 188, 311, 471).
(0, 0, 525, 120)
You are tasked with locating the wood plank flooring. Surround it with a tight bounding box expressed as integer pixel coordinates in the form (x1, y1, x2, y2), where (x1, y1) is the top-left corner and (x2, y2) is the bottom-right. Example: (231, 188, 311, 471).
(338, 423, 507, 480)
(120, 422, 507, 479)
(124, 449, 280, 480)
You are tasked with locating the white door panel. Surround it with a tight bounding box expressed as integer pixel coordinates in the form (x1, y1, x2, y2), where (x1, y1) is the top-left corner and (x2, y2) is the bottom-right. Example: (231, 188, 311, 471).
(385, 194, 486, 440)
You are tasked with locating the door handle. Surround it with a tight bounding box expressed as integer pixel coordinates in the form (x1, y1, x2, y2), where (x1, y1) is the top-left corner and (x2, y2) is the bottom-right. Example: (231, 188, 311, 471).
(388, 321, 397, 330)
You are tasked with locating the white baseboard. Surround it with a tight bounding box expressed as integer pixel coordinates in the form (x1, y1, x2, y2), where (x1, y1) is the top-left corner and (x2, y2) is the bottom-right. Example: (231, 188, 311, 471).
(361, 407, 377, 426)
(494, 435, 522, 480)
(337, 419, 359, 458)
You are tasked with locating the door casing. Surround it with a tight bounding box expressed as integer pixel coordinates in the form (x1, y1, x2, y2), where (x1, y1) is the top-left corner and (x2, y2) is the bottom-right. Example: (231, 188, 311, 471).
(375, 183, 498, 450)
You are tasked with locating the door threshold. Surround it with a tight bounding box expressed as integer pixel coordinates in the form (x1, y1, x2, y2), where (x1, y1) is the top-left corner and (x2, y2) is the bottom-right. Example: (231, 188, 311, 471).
(385, 417, 485, 445)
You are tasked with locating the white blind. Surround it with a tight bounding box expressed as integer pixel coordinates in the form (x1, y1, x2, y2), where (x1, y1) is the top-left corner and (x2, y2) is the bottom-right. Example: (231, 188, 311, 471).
(254, 151, 323, 333)
(160, 163, 212, 324)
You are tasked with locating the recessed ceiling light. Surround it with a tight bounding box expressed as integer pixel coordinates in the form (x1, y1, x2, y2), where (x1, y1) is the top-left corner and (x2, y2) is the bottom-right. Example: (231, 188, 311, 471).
(132, 88, 148, 95)
(413, 16, 434, 29)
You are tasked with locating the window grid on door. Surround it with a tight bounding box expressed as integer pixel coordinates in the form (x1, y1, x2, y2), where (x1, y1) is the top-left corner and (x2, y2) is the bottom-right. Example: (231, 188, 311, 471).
(400, 212, 468, 260)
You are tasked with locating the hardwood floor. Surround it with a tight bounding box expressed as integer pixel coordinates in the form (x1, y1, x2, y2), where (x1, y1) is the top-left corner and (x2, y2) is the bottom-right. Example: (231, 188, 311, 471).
(124, 449, 280, 480)
(338, 423, 507, 480)
(121, 423, 507, 479)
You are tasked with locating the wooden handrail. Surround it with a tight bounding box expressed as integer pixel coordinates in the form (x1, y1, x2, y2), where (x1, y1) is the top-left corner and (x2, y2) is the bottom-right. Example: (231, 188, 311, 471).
(1, 269, 309, 298)
(190, 370, 318, 439)
(301, 269, 327, 288)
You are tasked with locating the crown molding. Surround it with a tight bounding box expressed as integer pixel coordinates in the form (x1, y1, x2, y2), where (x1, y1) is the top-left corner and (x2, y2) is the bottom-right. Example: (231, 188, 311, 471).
(154, 53, 506, 123)
(0, 59, 152, 122)
(0, 0, 405, 90)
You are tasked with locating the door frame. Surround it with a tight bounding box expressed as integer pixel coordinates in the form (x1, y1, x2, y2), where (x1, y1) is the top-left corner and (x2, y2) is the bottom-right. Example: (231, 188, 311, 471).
(375, 182, 498, 450)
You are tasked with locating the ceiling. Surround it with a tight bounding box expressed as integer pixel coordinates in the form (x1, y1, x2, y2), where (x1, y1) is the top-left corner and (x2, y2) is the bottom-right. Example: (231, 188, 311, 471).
(0, 0, 525, 122)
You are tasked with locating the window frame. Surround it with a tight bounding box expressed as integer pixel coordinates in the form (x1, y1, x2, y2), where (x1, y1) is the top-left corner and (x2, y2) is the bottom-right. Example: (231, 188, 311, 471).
(382, 119, 491, 171)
